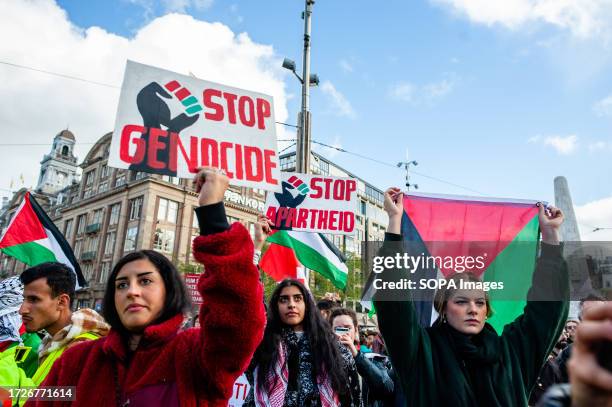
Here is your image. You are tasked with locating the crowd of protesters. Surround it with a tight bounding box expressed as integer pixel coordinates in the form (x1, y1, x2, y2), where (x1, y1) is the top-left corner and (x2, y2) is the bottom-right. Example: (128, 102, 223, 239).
(0, 172, 611, 407)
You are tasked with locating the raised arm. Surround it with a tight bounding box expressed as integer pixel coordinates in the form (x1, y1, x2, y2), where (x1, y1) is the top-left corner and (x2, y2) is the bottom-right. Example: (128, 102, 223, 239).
(373, 188, 427, 392)
(191, 168, 266, 400)
(502, 204, 569, 389)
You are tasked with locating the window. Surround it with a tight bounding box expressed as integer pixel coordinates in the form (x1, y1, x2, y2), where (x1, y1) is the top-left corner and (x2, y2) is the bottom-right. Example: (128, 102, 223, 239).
(227, 216, 239, 225)
(99, 262, 111, 284)
(124, 226, 138, 252)
(357, 229, 364, 241)
(153, 229, 175, 253)
(98, 181, 108, 193)
(87, 235, 99, 252)
(280, 154, 296, 171)
(76, 215, 86, 235)
(109, 203, 120, 226)
(100, 164, 110, 179)
(157, 198, 178, 223)
(129, 197, 143, 220)
(345, 236, 356, 253)
(161, 175, 181, 185)
(104, 231, 116, 256)
(84, 170, 96, 186)
(334, 235, 343, 249)
(74, 239, 83, 257)
(83, 263, 95, 281)
(360, 201, 367, 216)
(365, 186, 383, 205)
(135, 171, 147, 180)
(92, 209, 104, 225)
(115, 172, 126, 187)
(64, 219, 73, 239)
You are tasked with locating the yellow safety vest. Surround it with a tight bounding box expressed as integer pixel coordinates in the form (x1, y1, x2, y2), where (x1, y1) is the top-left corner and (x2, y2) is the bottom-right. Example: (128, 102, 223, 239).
(32, 332, 101, 385)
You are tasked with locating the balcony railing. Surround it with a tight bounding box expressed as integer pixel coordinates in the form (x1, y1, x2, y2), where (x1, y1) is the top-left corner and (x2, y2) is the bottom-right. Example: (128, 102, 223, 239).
(85, 223, 101, 234)
(81, 251, 96, 261)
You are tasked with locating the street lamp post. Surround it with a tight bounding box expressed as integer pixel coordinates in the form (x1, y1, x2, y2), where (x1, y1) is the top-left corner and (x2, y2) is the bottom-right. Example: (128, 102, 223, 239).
(282, 0, 318, 175)
(397, 161, 419, 191)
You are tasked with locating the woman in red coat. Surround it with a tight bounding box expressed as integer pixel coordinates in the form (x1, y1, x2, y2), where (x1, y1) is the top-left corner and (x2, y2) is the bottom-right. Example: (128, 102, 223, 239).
(28, 168, 266, 407)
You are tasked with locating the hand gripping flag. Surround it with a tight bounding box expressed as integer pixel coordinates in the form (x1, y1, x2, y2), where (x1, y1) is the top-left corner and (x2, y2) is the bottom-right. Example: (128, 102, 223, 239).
(260, 230, 348, 290)
(364, 192, 541, 334)
(0, 192, 86, 288)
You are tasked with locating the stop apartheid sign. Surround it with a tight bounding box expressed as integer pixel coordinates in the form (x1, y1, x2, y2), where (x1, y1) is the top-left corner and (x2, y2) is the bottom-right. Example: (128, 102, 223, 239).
(264, 173, 358, 235)
(109, 60, 281, 192)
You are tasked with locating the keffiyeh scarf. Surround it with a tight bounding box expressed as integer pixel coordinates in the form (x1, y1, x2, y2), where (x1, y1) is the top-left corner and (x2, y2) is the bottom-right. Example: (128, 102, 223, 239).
(253, 329, 339, 407)
(0, 276, 24, 344)
(39, 308, 109, 362)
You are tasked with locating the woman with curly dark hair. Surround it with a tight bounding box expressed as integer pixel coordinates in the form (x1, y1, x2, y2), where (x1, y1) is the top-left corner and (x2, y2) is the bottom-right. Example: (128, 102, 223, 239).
(245, 278, 360, 407)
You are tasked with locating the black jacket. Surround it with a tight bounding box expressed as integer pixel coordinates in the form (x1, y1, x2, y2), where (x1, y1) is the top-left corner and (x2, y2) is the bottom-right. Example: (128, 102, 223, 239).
(355, 352, 394, 407)
(374, 234, 569, 407)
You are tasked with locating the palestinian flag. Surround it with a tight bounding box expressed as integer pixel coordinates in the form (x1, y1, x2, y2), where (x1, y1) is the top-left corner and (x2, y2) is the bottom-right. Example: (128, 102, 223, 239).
(260, 230, 348, 290)
(0, 192, 86, 288)
(366, 192, 540, 333)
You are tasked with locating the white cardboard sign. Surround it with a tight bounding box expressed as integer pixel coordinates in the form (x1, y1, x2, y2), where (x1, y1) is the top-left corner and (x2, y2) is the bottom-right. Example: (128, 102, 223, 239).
(109, 60, 281, 192)
(264, 172, 357, 235)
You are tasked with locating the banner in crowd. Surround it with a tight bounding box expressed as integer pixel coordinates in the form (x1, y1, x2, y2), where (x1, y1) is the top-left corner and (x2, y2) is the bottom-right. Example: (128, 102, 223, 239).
(363, 192, 541, 333)
(184, 273, 203, 306)
(264, 173, 357, 234)
(0, 192, 86, 288)
(109, 60, 281, 192)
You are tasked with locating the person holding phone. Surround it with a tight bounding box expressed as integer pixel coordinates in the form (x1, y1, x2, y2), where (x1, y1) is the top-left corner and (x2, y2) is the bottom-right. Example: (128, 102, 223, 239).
(331, 308, 394, 407)
(244, 279, 361, 407)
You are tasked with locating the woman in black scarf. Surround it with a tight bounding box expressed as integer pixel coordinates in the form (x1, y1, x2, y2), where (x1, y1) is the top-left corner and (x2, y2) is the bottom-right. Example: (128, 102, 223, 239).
(245, 279, 360, 407)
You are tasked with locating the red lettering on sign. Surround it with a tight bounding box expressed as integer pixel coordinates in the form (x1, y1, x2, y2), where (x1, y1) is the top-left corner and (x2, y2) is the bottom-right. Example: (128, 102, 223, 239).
(119, 125, 146, 164)
(200, 137, 219, 168)
(344, 211, 355, 232)
(148, 127, 168, 169)
(309, 177, 323, 199)
(256, 98, 271, 130)
(296, 208, 309, 229)
(328, 210, 338, 231)
(266, 206, 276, 222)
(220, 142, 234, 178)
(223, 92, 238, 124)
(239, 96, 255, 127)
(118, 127, 278, 185)
(317, 210, 328, 230)
(346, 180, 357, 200)
(202, 89, 271, 130)
(203, 89, 223, 121)
(244, 146, 263, 181)
(169, 132, 198, 173)
(264, 149, 278, 185)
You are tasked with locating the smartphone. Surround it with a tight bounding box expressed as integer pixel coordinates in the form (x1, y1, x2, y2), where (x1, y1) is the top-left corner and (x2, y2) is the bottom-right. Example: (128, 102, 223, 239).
(334, 327, 350, 336)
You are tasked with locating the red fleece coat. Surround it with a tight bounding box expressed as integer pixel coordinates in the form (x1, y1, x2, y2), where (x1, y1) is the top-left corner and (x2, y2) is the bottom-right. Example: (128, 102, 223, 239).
(27, 223, 265, 407)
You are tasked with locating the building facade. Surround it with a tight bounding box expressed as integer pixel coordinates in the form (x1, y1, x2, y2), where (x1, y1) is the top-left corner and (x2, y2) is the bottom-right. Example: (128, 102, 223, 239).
(1, 132, 386, 311)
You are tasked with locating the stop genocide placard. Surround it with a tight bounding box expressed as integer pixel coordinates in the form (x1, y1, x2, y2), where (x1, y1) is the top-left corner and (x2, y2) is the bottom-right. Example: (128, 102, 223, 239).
(108, 60, 282, 192)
